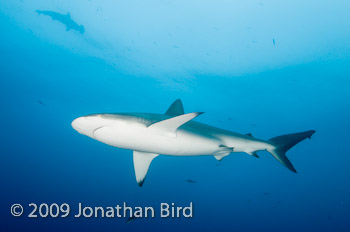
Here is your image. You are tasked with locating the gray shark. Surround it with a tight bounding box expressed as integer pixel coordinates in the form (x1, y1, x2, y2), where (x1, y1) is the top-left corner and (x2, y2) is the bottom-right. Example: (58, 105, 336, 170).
(71, 99, 316, 186)
(36, 10, 85, 34)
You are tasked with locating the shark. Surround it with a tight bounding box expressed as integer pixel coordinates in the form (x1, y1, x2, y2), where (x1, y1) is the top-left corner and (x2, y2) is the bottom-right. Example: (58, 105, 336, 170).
(71, 99, 315, 186)
(36, 10, 85, 34)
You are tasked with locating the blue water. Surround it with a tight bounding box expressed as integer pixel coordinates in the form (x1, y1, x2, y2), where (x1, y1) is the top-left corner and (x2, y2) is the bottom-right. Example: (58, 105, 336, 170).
(1, 1, 350, 231)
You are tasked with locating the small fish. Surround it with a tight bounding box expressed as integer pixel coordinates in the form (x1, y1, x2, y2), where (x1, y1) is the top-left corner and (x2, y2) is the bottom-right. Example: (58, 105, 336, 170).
(126, 216, 139, 224)
(186, 179, 197, 184)
(273, 38, 276, 46)
(37, 100, 45, 105)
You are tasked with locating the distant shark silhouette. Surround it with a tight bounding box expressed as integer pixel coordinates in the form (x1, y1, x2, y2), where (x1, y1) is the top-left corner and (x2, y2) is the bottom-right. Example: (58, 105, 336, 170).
(36, 10, 85, 34)
(186, 179, 197, 184)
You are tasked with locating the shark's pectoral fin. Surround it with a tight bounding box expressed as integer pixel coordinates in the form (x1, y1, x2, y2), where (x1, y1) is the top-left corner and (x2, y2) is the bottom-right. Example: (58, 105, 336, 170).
(165, 99, 184, 116)
(148, 112, 203, 136)
(133, 151, 158, 187)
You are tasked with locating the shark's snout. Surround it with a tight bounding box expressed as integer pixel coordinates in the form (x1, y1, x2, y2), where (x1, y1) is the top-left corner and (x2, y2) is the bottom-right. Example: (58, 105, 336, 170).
(71, 117, 86, 133)
(71, 116, 101, 138)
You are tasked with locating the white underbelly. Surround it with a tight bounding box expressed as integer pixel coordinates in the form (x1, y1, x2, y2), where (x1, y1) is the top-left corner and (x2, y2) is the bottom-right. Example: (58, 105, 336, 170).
(93, 125, 221, 156)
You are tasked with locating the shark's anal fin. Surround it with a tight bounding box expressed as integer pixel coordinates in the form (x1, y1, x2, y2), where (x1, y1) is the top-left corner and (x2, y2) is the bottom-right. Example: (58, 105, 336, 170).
(148, 112, 203, 136)
(133, 151, 158, 187)
(248, 151, 259, 158)
(165, 99, 184, 116)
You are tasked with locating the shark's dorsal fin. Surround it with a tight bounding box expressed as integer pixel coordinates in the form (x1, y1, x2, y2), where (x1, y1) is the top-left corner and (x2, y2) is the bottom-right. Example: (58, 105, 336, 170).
(165, 99, 184, 116)
(149, 112, 203, 136)
(67, 11, 71, 18)
(133, 151, 158, 187)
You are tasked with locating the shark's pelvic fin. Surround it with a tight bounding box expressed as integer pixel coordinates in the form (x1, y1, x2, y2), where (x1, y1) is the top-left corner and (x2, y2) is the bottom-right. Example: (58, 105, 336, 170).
(149, 112, 203, 136)
(165, 99, 184, 116)
(214, 151, 231, 161)
(267, 130, 316, 173)
(133, 151, 158, 187)
(214, 145, 233, 161)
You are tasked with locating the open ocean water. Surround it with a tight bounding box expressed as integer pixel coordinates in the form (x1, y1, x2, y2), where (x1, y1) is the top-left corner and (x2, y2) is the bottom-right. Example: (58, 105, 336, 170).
(1, 1, 349, 231)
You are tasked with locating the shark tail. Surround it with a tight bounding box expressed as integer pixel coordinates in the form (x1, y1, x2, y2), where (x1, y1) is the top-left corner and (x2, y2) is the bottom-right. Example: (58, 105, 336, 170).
(267, 130, 316, 173)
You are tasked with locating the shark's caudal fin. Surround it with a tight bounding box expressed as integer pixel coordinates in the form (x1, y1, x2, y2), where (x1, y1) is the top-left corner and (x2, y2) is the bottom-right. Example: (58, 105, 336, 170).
(267, 130, 316, 173)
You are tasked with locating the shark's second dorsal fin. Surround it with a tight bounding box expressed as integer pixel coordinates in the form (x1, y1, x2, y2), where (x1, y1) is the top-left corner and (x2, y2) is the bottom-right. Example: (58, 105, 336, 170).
(165, 99, 184, 116)
(67, 11, 71, 17)
(149, 112, 203, 136)
(133, 151, 158, 187)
